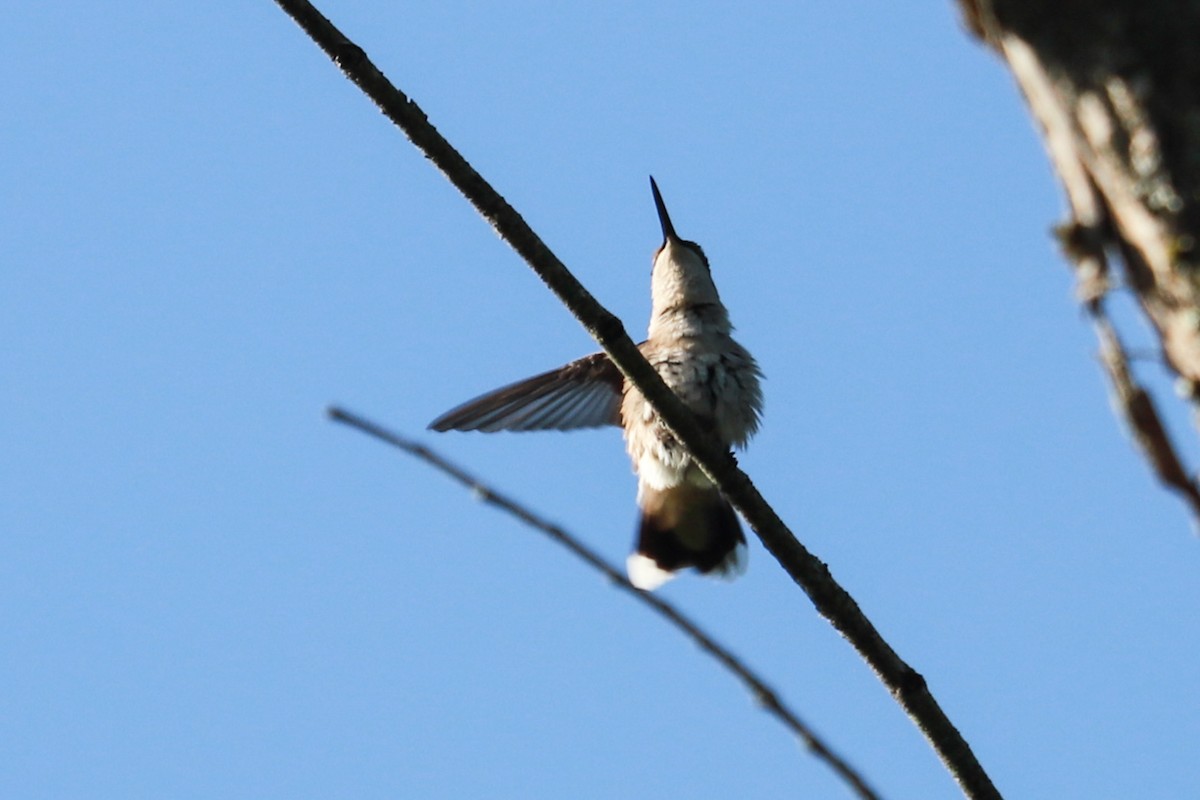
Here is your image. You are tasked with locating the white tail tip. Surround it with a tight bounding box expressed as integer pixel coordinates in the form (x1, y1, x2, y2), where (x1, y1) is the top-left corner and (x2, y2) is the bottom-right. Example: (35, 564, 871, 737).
(626, 553, 676, 591)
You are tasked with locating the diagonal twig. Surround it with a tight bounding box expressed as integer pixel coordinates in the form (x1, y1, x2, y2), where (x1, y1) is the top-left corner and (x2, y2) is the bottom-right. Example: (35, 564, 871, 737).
(328, 405, 884, 800)
(271, 3, 1001, 796)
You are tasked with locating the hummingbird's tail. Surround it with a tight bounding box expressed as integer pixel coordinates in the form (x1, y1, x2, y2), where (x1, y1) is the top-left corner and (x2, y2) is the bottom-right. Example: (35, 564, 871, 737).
(626, 484, 747, 591)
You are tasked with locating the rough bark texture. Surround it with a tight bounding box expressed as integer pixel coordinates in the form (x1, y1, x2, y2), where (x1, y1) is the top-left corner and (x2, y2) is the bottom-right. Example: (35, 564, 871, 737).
(959, 0, 1200, 517)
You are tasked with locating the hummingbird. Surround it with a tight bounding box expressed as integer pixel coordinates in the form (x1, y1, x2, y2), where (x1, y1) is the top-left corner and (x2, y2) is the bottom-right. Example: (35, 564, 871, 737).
(430, 177, 763, 590)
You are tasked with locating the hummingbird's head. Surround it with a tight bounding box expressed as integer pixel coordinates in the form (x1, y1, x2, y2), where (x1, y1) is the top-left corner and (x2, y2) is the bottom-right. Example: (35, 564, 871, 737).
(648, 177, 723, 317)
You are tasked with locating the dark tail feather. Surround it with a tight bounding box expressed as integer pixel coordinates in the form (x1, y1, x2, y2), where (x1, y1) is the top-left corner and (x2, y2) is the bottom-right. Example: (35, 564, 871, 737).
(626, 484, 747, 591)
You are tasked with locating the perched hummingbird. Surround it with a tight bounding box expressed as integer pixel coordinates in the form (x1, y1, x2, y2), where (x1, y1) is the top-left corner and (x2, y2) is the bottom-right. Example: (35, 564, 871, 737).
(430, 177, 763, 590)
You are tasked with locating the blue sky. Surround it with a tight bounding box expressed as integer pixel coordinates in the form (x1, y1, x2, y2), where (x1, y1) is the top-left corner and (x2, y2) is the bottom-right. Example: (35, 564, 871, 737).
(5, 2, 1199, 798)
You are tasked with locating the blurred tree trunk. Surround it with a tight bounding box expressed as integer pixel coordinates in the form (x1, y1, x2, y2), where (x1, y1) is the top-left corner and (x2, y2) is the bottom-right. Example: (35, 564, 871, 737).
(960, 0, 1200, 518)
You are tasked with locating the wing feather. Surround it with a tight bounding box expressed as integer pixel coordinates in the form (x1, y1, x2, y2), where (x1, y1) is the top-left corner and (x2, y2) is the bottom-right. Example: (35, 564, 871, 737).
(429, 352, 623, 432)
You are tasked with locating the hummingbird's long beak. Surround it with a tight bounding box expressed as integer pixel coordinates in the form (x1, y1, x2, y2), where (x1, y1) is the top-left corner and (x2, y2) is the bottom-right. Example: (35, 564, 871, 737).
(649, 176, 679, 245)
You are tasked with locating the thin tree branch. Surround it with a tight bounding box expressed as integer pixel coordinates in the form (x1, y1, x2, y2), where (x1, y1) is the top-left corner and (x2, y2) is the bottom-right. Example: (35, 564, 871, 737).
(1056, 214, 1200, 517)
(273, 3, 1000, 797)
(329, 406, 884, 800)
(1094, 311, 1200, 515)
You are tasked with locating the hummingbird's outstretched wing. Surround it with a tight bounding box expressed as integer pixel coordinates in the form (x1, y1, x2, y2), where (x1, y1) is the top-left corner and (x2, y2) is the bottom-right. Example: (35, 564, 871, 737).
(429, 352, 624, 432)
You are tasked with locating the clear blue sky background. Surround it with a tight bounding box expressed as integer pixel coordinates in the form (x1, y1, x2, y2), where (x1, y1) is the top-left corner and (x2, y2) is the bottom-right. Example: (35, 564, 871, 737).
(5, 3, 1199, 798)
